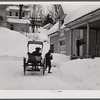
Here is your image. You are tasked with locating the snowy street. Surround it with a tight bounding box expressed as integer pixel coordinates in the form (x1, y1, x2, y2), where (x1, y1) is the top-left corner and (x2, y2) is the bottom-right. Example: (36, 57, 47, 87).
(1, 53, 100, 90)
(0, 56, 69, 90)
(0, 27, 70, 90)
(0, 27, 100, 90)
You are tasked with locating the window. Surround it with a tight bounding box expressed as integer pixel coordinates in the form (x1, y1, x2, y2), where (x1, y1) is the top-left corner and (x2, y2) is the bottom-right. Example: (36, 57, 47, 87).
(59, 40, 65, 46)
(22, 12, 25, 17)
(9, 12, 12, 16)
(16, 12, 18, 16)
(59, 39, 66, 54)
(10, 24, 14, 30)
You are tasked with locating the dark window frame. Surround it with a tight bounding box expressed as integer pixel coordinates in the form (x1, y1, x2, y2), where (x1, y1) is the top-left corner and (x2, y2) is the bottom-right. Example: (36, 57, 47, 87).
(9, 11, 12, 16)
(16, 12, 18, 16)
(10, 24, 14, 30)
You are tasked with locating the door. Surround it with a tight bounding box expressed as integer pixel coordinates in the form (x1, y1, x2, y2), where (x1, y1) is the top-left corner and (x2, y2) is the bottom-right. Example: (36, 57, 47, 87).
(50, 44, 54, 53)
(59, 39, 66, 54)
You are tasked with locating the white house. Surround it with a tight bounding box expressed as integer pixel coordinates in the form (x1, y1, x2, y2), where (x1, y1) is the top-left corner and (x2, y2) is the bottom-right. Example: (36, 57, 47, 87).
(49, 4, 100, 59)
(6, 5, 31, 33)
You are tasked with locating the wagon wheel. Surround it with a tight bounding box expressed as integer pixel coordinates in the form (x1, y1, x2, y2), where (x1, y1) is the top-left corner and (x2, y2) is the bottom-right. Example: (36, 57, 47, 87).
(23, 57, 26, 75)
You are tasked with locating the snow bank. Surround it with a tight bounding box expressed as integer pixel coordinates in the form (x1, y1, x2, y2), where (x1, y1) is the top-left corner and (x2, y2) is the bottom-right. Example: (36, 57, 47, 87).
(0, 26, 49, 57)
(51, 53, 70, 67)
(38, 28, 49, 41)
(59, 57, 100, 89)
(51, 53, 100, 89)
(0, 27, 28, 57)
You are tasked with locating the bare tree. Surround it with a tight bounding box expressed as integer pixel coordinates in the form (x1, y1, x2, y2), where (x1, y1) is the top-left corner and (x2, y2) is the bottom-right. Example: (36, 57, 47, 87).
(0, 5, 8, 26)
(29, 4, 44, 32)
(45, 4, 59, 24)
(46, 4, 64, 24)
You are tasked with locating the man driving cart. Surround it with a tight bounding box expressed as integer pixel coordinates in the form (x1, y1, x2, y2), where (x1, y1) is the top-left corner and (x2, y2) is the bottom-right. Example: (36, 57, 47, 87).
(27, 47, 42, 70)
(32, 47, 41, 56)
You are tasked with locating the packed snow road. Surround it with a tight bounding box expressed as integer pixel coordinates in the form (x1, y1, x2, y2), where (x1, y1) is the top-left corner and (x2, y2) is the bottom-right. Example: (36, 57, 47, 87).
(0, 56, 68, 90)
(0, 27, 70, 90)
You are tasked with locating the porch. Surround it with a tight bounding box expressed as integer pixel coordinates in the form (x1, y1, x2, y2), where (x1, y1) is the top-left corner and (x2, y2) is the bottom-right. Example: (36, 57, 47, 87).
(65, 8, 100, 59)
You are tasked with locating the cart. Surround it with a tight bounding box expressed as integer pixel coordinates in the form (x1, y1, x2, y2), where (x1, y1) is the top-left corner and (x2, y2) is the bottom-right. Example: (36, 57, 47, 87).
(23, 41, 46, 75)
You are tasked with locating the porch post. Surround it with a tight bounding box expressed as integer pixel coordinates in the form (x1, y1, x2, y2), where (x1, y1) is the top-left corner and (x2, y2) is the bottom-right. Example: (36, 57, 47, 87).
(70, 29, 73, 60)
(86, 22, 90, 58)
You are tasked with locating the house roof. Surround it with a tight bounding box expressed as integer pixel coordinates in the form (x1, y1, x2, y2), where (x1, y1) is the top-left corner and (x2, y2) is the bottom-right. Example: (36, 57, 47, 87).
(48, 4, 100, 36)
(62, 4, 83, 15)
(43, 23, 53, 30)
(47, 21, 59, 35)
(6, 6, 19, 11)
(60, 24, 66, 29)
(63, 5, 100, 25)
(7, 18, 30, 24)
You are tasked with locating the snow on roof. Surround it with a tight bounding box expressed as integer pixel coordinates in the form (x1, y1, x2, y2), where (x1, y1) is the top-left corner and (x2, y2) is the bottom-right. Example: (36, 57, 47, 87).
(43, 23, 53, 30)
(6, 6, 19, 11)
(60, 24, 66, 29)
(6, 6, 30, 11)
(7, 18, 30, 24)
(64, 5, 100, 25)
(62, 3, 86, 15)
(47, 22, 59, 35)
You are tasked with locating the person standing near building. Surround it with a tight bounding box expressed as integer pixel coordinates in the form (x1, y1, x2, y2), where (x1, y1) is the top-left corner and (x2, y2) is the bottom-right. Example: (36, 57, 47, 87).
(76, 37, 85, 56)
(45, 50, 53, 73)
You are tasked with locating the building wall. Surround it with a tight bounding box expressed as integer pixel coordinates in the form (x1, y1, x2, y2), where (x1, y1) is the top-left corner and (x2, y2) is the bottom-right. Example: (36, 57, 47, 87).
(0, 9, 7, 27)
(7, 22, 29, 33)
(72, 29, 96, 57)
(59, 28, 84, 56)
(7, 10, 19, 17)
(50, 27, 98, 57)
(0, 9, 6, 18)
(96, 30, 100, 57)
(50, 28, 84, 56)
(50, 33, 59, 53)
(59, 28, 66, 54)
(64, 29, 70, 55)
(7, 9, 29, 18)
(6, 8, 30, 33)
(59, 28, 71, 55)
(82, 29, 87, 57)
(90, 30, 96, 56)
